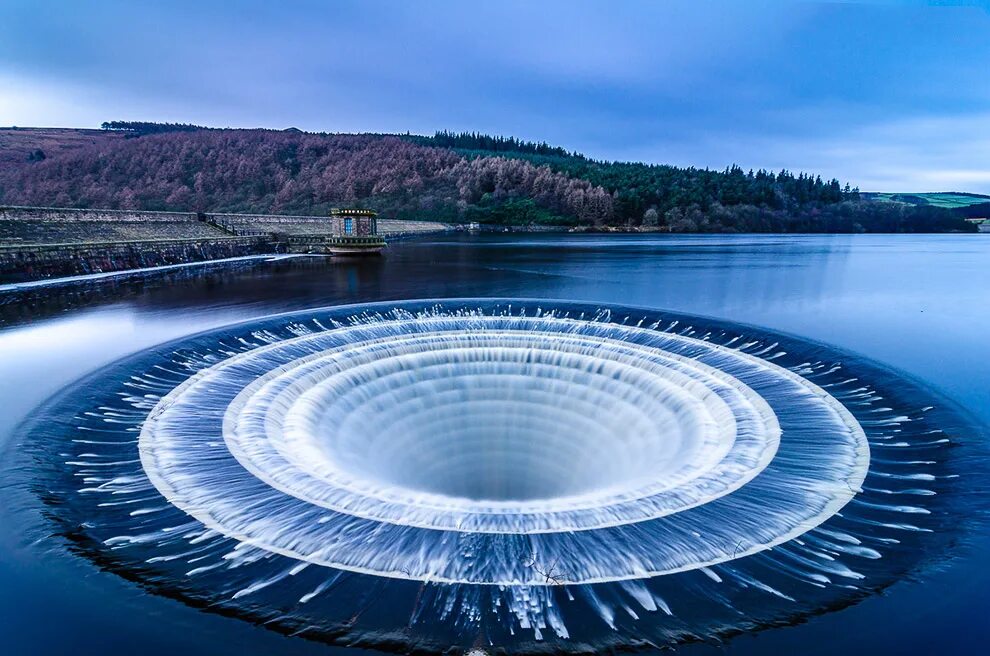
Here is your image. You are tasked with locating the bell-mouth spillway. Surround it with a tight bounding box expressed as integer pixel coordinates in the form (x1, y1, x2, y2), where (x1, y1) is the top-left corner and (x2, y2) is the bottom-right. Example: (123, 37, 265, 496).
(19, 298, 982, 653)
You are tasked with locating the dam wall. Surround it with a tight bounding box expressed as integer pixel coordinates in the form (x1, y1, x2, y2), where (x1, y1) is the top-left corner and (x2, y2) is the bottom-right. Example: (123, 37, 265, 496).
(1, 206, 202, 223)
(1, 206, 229, 244)
(1, 206, 452, 243)
(0, 205, 453, 282)
(0, 235, 269, 282)
(207, 211, 451, 237)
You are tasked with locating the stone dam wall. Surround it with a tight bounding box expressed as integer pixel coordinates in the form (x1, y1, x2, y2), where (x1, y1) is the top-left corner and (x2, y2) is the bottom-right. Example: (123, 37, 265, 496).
(0, 236, 269, 282)
(0, 206, 452, 282)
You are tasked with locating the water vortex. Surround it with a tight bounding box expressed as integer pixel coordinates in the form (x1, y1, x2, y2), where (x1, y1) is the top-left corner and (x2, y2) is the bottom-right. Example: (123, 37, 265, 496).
(23, 299, 978, 652)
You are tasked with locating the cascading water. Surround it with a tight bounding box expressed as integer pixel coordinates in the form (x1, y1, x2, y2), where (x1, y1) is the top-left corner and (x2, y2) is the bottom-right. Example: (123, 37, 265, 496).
(20, 299, 980, 653)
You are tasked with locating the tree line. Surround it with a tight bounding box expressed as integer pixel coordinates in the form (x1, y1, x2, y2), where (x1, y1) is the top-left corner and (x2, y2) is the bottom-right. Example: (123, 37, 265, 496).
(412, 131, 573, 158)
(100, 121, 208, 135)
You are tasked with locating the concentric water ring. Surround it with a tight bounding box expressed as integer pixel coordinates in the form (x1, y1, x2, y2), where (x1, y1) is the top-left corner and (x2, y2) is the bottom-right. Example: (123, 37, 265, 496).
(139, 315, 867, 584)
(21, 299, 978, 653)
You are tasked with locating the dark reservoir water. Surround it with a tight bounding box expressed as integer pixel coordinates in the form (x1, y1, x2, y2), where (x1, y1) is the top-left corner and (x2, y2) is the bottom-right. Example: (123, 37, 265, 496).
(1, 233, 987, 655)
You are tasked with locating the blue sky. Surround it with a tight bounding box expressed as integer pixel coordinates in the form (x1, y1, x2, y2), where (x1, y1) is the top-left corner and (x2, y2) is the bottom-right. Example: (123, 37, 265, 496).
(1, 0, 988, 192)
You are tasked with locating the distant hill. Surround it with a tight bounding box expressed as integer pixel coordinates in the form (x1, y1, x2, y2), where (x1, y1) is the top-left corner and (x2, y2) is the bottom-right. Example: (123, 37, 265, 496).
(0, 127, 124, 167)
(0, 125, 977, 233)
(863, 192, 990, 209)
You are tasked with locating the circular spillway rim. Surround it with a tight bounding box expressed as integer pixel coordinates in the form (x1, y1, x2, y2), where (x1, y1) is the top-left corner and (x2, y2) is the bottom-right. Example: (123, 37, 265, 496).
(137, 313, 869, 584)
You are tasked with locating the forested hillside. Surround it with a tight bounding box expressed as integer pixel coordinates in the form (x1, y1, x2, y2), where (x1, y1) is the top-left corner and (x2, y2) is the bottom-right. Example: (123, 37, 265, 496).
(0, 125, 976, 233)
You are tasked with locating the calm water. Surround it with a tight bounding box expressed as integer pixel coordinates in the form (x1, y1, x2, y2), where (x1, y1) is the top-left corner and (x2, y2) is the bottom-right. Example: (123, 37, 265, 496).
(1, 233, 987, 655)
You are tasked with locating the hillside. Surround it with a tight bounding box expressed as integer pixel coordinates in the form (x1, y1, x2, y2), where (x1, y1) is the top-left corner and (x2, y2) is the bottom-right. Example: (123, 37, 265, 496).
(0, 125, 977, 233)
(0, 127, 125, 167)
(862, 192, 990, 209)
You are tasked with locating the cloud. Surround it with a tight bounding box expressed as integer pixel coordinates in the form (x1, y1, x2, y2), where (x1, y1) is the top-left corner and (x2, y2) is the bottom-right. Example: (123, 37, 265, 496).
(1, 0, 988, 191)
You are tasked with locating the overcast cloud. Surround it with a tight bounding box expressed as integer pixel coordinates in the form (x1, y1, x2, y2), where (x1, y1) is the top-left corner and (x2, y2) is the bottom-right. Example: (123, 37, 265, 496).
(1, 0, 988, 191)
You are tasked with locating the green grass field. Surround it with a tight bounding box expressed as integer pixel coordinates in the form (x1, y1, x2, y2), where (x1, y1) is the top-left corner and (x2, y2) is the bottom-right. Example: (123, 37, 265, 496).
(865, 192, 990, 208)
